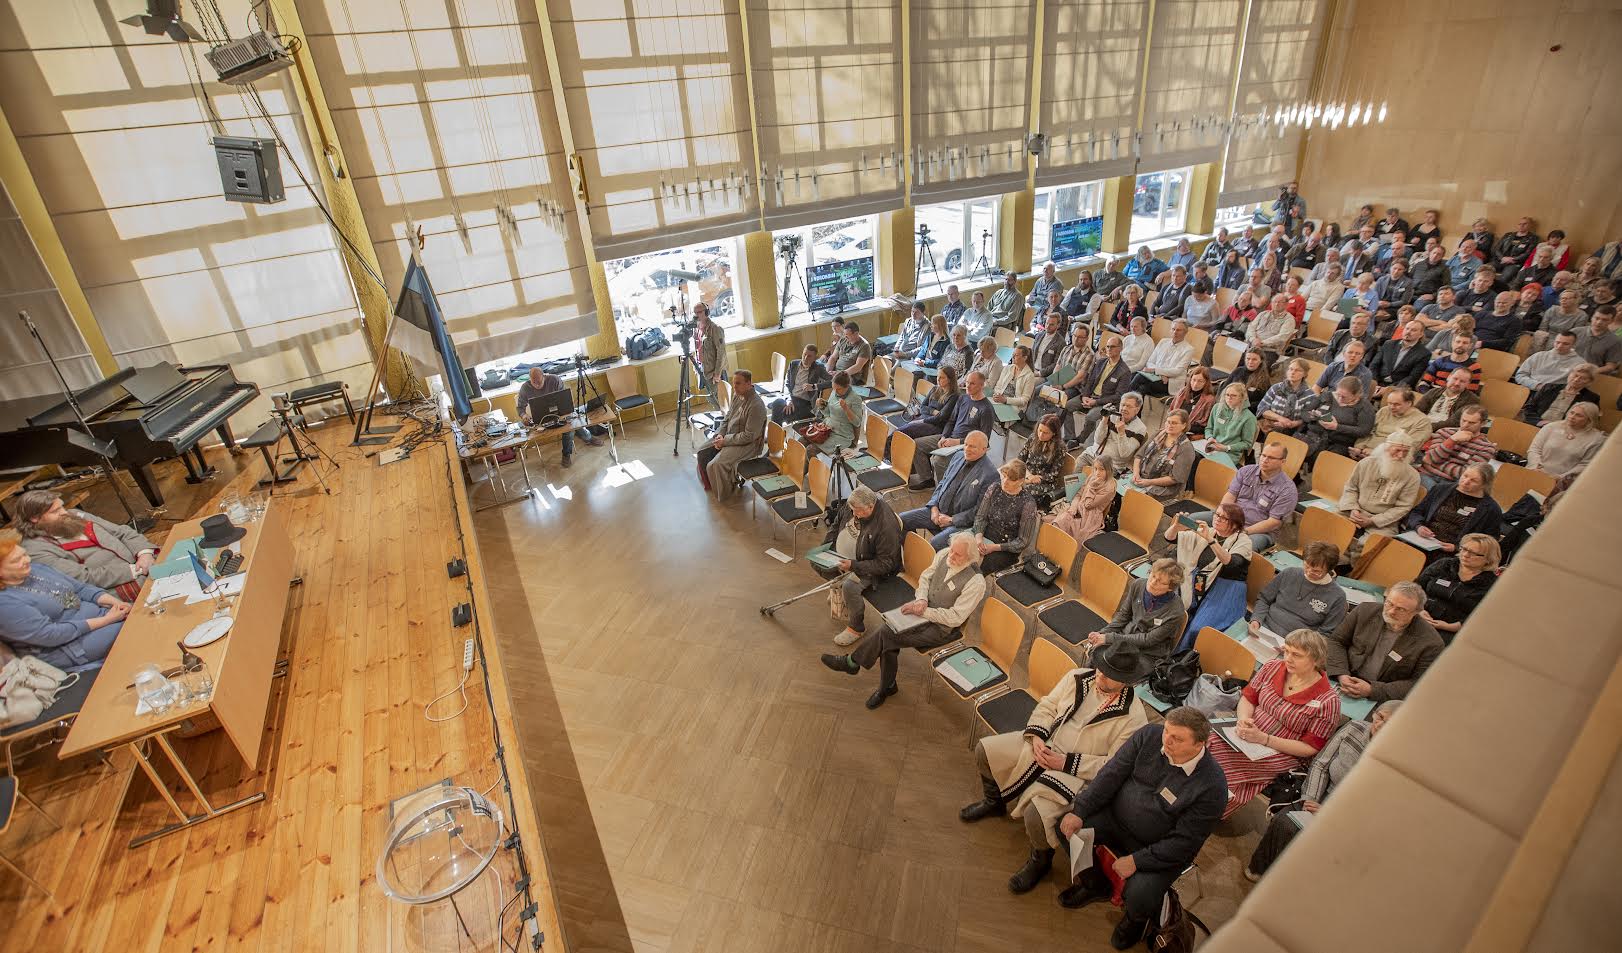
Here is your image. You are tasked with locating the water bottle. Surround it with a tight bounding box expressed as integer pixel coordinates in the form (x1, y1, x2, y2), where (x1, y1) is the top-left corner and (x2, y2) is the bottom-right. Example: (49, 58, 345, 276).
(132, 664, 177, 715)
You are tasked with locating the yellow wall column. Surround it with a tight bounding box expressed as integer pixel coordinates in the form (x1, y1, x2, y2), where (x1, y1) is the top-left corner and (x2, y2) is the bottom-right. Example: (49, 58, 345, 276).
(1186, 161, 1220, 236)
(0, 102, 117, 377)
(1101, 174, 1136, 254)
(742, 230, 780, 330)
(878, 207, 916, 296)
(1000, 189, 1035, 274)
(272, 0, 419, 398)
(581, 262, 621, 359)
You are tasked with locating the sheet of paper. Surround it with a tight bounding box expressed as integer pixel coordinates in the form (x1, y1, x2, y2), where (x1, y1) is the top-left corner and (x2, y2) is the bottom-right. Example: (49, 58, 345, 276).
(1396, 530, 1445, 552)
(184, 572, 245, 605)
(882, 606, 929, 634)
(1190, 438, 1209, 455)
(1218, 725, 1277, 762)
(765, 548, 793, 564)
(149, 573, 200, 603)
(1069, 828, 1096, 880)
(930, 443, 966, 459)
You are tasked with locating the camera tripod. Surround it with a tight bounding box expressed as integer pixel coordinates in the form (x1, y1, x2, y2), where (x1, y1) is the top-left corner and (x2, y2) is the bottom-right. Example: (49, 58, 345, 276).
(915, 224, 943, 290)
(776, 238, 809, 327)
(569, 356, 610, 437)
(670, 307, 700, 457)
(263, 402, 338, 497)
(969, 228, 996, 280)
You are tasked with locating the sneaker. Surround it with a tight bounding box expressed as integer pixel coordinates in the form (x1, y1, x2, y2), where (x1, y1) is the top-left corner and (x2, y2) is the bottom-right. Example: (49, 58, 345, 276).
(583, 433, 604, 447)
(832, 627, 862, 647)
(562, 455, 574, 468)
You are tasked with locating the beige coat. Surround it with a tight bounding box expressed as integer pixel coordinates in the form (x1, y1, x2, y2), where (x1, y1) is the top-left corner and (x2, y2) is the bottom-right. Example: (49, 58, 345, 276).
(1338, 455, 1423, 529)
(982, 668, 1148, 847)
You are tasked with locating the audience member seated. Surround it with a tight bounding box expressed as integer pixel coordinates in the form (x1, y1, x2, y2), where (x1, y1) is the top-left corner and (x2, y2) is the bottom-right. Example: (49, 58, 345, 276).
(941, 284, 967, 323)
(1244, 701, 1401, 880)
(1533, 288, 1588, 349)
(1062, 338, 1134, 444)
(1419, 331, 1483, 392)
(698, 371, 767, 500)
(892, 303, 930, 359)
(1416, 533, 1500, 645)
(1168, 442, 1296, 550)
(1124, 246, 1168, 287)
(1472, 291, 1525, 352)
(1202, 382, 1259, 468)
(1418, 405, 1497, 486)
(1216, 250, 1248, 291)
(910, 371, 993, 486)
(1416, 367, 1481, 430)
(1526, 402, 1605, 477)
(982, 274, 1021, 330)
(1129, 319, 1195, 398)
(1039, 324, 1095, 418)
(1171, 503, 1254, 636)
(808, 371, 865, 454)
(1153, 267, 1192, 318)
(1060, 271, 1097, 319)
(1053, 709, 1226, 949)
(1338, 437, 1422, 552)
(891, 364, 960, 439)
(1017, 415, 1067, 510)
(974, 461, 1040, 574)
(963, 640, 1152, 893)
(1221, 348, 1275, 410)
(1375, 258, 1414, 311)
(969, 337, 1003, 388)
(1369, 319, 1432, 395)
(1515, 244, 1559, 290)
(1350, 387, 1431, 461)
(1257, 358, 1317, 436)
(989, 345, 1038, 415)
(814, 485, 903, 648)
(1515, 331, 1585, 388)
(1128, 409, 1196, 503)
(900, 431, 996, 547)
(820, 531, 987, 710)
(1027, 262, 1064, 312)
(1315, 340, 1374, 395)
(1119, 315, 1155, 371)
(1085, 559, 1187, 664)
(1405, 462, 1503, 555)
(12, 491, 156, 601)
(1074, 393, 1149, 475)
(1326, 312, 1377, 365)
(0, 530, 128, 671)
(957, 291, 994, 343)
(1410, 245, 1452, 301)
(773, 343, 832, 424)
(1219, 288, 1260, 336)
(1110, 284, 1150, 332)
(1326, 582, 1442, 702)
(1246, 294, 1298, 359)
(1571, 307, 1620, 374)
(1302, 264, 1346, 313)
(1168, 366, 1217, 435)
(928, 325, 975, 379)
(1029, 312, 1067, 380)
(1051, 465, 1115, 549)
(1250, 542, 1347, 639)
(1520, 365, 1599, 427)
(1205, 227, 1236, 264)
(1301, 377, 1374, 463)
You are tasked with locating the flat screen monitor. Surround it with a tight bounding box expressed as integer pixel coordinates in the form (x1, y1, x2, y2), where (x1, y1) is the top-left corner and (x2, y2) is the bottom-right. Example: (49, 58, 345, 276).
(526, 388, 574, 425)
(1050, 216, 1104, 263)
(807, 257, 874, 313)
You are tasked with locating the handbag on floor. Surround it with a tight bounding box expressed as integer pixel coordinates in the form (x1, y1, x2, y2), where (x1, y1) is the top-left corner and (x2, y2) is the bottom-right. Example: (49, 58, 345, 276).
(0, 656, 77, 728)
(1184, 672, 1245, 717)
(1146, 887, 1210, 953)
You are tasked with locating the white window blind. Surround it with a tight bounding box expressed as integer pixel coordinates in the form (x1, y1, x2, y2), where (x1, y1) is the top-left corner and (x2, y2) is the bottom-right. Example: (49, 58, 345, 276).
(1138, 0, 1245, 173)
(1220, 0, 1326, 206)
(0, 182, 100, 400)
(307, 0, 598, 370)
(1035, 0, 1149, 187)
(548, 0, 759, 260)
(746, 0, 906, 231)
(0, 0, 377, 424)
(909, 0, 1036, 203)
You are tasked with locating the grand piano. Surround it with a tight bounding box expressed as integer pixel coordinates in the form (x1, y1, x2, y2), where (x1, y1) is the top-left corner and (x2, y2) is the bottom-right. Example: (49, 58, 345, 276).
(0, 362, 259, 507)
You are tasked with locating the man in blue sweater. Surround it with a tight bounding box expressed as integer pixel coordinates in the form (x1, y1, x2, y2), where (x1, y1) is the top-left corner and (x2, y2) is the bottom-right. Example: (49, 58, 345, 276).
(897, 432, 996, 548)
(909, 370, 995, 486)
(1055, 708, 1227, 949)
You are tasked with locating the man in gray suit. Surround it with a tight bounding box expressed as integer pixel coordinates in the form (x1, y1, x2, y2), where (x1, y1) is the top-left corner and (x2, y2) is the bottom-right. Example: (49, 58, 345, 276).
(698, 370, 766, 500)
(897, 431, 995, 548)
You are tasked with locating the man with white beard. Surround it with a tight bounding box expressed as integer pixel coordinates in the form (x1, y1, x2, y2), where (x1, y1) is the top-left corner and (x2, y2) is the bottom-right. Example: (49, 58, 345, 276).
(1337, 437, 1423, 560)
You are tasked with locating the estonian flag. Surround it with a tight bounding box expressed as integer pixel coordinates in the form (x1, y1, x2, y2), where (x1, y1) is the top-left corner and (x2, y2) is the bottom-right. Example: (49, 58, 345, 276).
(394, 256, 474, 422)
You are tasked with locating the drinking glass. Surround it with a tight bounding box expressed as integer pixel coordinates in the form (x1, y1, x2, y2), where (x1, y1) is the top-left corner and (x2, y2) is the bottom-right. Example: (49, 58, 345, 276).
(132, 664, 178, 715)
(144, 587, 166, 617)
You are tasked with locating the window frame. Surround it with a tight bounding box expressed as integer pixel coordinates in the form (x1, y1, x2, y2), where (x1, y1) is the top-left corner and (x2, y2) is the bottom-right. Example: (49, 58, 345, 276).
(913, 196, 1001, 293)
(1128, 167, 1193, 244)
(1032, 179, 1105, 266)
(771, 216, 880, 321)
(605, 236, 747, 343)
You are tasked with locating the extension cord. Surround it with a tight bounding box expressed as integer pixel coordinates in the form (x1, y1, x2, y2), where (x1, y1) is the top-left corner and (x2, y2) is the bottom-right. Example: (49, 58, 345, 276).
(463, 638, 476, 672)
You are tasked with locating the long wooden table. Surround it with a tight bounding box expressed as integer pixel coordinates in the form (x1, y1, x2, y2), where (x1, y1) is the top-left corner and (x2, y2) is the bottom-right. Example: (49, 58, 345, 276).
(456, 405, 620, 509)
(60, 499, 296, 845)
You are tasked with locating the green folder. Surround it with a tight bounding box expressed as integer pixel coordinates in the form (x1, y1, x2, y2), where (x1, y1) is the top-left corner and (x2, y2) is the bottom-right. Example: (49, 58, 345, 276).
(993, 403, 1021, 424)
(996, 346, 1014, 363)
(842, 453, 883, 472)
(807, 548, 843, 570)
(1047, 364, 1076, 386)
(753, 474, 796, 494)
(936, 647, 1003, 692)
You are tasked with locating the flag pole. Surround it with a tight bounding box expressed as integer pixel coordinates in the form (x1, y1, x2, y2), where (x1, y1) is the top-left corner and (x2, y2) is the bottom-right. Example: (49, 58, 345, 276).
(350, 253, 412, 447)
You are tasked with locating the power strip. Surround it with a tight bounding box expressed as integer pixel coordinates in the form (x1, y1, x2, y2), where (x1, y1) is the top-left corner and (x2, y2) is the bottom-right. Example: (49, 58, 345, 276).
(462, 638, 475, 671)
(378, 447, 410, 465)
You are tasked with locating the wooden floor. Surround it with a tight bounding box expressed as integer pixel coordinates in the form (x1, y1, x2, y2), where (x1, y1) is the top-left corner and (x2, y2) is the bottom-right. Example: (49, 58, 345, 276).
(0, 418, 552, 952)
(475, 418, 1268, 953)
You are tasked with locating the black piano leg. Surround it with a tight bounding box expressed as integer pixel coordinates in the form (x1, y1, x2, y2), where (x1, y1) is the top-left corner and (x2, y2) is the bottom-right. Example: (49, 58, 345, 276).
(217, 422, 239, 451)
(130, 465, 164, 507)
(182, 446, 217, 484)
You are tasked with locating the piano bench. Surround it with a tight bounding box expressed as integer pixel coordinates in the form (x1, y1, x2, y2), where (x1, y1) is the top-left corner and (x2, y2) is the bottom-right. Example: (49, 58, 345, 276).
(243, 420, 299, 487)
(288, 381, 355, 424)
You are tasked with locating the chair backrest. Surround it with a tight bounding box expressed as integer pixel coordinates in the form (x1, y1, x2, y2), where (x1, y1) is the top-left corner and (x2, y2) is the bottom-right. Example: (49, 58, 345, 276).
(1214, 287, 1236, 313)
(807, 455, 833, 507)
(1308, 451, 1356, 501)
(710, 378, 733, 413)
(1098, 302, 1118, 329)
(1184, 327, 1211, 363)
(902, 531, 935, 586)
(1151, 316, 1174, 341)
(1586, 372, 1622, 413)
(1289, 266, 1313, 282)
(1355, 537, 1425, 590)
(893, 367, 915, 404)
(765, 420, 786, 458)
(604, 363, 643, 399)
(1296, 505, 1356, 557)
(994, 326, 1017, 348)
(1304, 311, 1339, 346)
(1487, 418, 1537, 459)
(1061, 451, 1081, 478)
(1245, 553, 1276, 609)
(1490, 461, 1555, 510)
(1475, 347, 1521, 382)
(1036, 522, 1081, 581)
(1300, 359, 1329, 388)
(978, 598, 1026, 673)
(864, 411, 889, 457)
(771, 351, 788, 387)
(1211, 334, 1244, 373)
(872, 356, 893, 393)
(1079, 551, 1132, 617)
(1190, 457, 1237, 510)
(779, 439, 807, 483)
(889, 429, 918, 478)
(1027, 638, 1076, 698)
(1479, 379, 1530, 420)
(1117, 489, 1165, 548)
(1194, 627, 1258, 680)
(1262, 431, 1309, 478)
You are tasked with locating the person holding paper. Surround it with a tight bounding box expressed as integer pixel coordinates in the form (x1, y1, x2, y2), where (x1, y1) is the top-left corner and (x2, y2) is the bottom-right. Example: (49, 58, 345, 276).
(960, 642, 1152, 895)
(1245, 701, 1403, 880)
(1053, 709, 1226, 949)
(1250, 543, 1347, 640)
(1325, 583, 1444, 702)
(0, 530, 129, 671)
(898, 431, 997, 548)
(1086, 560, 1187, 665)
(814, 486, 902, 648)
(819, 532, 987, 710)
(1403, 462, 1503, 556)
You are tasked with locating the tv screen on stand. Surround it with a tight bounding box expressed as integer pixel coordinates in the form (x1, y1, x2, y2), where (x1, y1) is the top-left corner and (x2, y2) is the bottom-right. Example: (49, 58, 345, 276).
(1050, 216, 1104, 264)
(807, 257, 875, 313)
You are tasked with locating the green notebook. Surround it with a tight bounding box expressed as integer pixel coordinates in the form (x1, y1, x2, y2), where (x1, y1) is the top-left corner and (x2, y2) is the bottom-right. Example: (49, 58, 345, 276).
(842, 453, 883, 472)
(806, 548, 843, 570)
(993, 403, 1021, 424)
(753, 474, 796, 494)
(1047, 364, 1076, 386)
(936, 647, 1003, 693)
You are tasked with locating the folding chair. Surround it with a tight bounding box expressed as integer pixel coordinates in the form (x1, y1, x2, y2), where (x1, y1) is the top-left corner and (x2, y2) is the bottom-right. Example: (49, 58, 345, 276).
(1489, 462, 1555, 511)
(1262, 431, 1308, 479)
(1290, 506, 1356, 559)
(973, 637, 1075, 736)
(605, 364, 656, 435)
(0, 774, 59, 899)
(859, 427, 914, 503)
(1245, 554, 1276, 610)
(866, 358, 906, 415)
(1151, 317, 1173, 341)
(1475, 348, 1522, 382)
(1352, 537, 1424, 590)
(1164, 457, 1235, 519)
(1487, 418, 1537, 459)
(1298, 451, 1355, 508)
(994, 327, 1017, 348)
(689, 377, 731, 436)
(933, 598, 1023, 701)
(993, 523, 1081, 618)
(1037, 553, 1131, 646)
(766, 454, 830, 555)
(1084, 489, 1163, 567)
(1, 665, 100, 775)
(1479, 380, 1529, 420)
(749, 438, 806, 520)
(1194, 627, 1258, 681)
(737, 420, 786, 481)
(1291, 311, 1340, 355)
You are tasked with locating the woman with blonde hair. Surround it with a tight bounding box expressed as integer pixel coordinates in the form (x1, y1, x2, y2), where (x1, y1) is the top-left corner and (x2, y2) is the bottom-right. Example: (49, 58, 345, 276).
(1527, 401, 1605, 477)
(1416, 533, 1499, 644)
(0, 530, 129, 670)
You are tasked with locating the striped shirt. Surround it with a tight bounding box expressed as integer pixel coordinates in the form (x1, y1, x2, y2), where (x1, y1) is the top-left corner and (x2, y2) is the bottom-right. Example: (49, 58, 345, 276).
(1421, 354, 1482, 392)
(1242, 659, 1341, 750)
(1419, 428, 1498, 481)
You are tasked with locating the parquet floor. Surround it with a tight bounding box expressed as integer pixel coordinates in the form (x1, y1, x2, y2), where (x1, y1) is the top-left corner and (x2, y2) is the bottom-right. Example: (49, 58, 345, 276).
(0, 419, 547, 953)
(476, 418, 1269, 953)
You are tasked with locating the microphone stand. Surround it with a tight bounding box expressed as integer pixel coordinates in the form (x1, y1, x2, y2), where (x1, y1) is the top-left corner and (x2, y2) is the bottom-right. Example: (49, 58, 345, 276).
(17, 310, 153, 532)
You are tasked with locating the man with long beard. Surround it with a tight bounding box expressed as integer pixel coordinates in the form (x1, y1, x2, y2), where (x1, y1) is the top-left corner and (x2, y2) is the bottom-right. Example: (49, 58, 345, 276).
(11, 490, 157, 601)
(1338, 437, 1423, 561)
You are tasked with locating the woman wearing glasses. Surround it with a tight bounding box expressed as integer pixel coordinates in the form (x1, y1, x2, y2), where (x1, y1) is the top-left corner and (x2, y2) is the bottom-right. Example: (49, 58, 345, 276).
(1415, 533, 1500, 644)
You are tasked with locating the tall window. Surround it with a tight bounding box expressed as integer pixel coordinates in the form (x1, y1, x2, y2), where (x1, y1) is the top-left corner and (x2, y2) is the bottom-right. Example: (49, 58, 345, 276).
(772, 217, 877, 319)
(1129, 168, 1191, 243)
(1214, 203, 1261, 229)
(914, 197, 1000, 291)
(1032, 180, 1104, 265)
(606, 238, 743, 341)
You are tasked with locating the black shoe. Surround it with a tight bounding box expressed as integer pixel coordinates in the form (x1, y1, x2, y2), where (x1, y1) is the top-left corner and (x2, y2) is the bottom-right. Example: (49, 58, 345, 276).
(865, 683, 898, 709)
(820, 654, 858, 675)
(959, 776, 1005, 822)
(1110, 914, 1149, 950)
(1007, 848, 1055, 894)
(1057, 880, 1108, 909)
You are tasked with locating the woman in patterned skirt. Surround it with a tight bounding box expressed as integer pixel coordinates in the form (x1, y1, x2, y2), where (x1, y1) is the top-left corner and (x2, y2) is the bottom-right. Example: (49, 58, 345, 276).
(1207, 628, 1341, 819)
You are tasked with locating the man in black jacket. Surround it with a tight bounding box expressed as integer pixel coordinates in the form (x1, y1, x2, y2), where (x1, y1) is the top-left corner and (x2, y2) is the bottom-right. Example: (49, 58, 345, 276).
(1370, 320, 1435, 396)
(1055, 709, 1227, 949)
(1063, 339, 1134, 442)
(1410, 245, 1452, 301)
(815, 485, 903, 648)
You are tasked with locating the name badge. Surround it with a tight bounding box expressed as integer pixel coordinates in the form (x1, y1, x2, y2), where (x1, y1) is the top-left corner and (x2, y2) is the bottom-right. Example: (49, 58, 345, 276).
(1459, 506, 1476, 516)
(948, 580, 958, 592)
(1436, 579, 1452, 588)
(1159, 787, 1177, 806)
(1259, 493, 1273, 507)
(1388, 650, 1403, 662)
(1306, 698, 1323, 709)
(1152, 618, 1164, 626)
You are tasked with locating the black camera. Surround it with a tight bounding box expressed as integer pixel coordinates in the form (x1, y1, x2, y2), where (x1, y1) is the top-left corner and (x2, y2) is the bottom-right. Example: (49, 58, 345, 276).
(917, 223, 935, 247)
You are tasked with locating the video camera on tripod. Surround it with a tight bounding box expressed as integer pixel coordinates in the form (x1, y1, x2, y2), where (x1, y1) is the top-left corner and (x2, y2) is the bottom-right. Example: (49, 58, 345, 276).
(916, 223, 935, 246)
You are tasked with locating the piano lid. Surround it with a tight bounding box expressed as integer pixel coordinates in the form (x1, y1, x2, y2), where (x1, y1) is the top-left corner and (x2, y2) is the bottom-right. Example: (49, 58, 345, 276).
(24, 362, 189, 427)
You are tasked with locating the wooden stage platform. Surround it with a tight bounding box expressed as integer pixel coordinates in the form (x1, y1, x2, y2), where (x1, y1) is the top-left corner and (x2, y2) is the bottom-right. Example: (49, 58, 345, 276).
(0, 421, 559, 952)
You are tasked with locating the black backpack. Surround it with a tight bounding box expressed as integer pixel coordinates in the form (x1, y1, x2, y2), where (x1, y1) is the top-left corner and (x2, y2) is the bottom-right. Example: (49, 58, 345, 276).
(1147, 649, 1201, 705)
(625, 327, 670, 361)
(1146, 887, 1211, 953)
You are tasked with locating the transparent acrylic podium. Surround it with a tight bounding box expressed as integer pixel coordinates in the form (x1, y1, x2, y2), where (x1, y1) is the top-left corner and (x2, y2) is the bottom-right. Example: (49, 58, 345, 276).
(378, 782, 509, 951)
